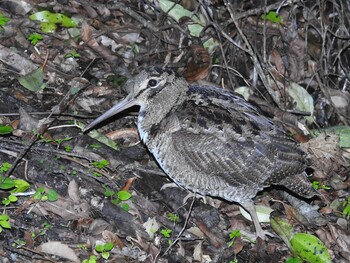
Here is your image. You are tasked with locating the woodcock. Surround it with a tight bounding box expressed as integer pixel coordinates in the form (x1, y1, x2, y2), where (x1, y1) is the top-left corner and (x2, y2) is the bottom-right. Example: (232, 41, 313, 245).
(84, 67, 317, 239)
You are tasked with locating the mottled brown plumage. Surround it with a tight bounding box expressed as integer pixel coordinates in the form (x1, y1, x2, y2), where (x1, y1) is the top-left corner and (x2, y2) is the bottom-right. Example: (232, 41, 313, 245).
(84, 67, 317, 239)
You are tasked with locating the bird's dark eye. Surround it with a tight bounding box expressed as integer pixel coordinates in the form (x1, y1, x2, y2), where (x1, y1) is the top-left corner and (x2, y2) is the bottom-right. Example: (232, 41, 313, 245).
(148, 79, 158, 87)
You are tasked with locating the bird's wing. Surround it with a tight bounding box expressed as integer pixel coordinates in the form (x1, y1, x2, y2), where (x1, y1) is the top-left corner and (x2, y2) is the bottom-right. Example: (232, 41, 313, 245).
(166, 92, 306, 187)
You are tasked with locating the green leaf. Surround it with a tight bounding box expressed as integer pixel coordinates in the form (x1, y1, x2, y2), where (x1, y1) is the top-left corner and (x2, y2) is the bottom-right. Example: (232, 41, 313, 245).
(287, 83, 314, 123)
(47, 189, 58, 202)
(270, 215, 294, 246)
(0, 176, 15, 189)
(12, 179, 30, 193)
(120, 203, 130, 212)
(101, 251, 110, 260)
(290, 233, 331, 263)
(28, 33, 43, 45)
(161, 228, 172, 238)
(18, 67, 46, 92)
(285, 257, 302, 263)
(0, 125, 13, 135)
(0, 162, 12, 173)
(0, 214, 9, 221)
(159, 0, 200, 22)
(261, 11, 282, 23)
(239, 205, 273, 223)
(0, 220, 11, 229)
(117, 190, 131, 201)
(229, 230, 241, 239)
(343, 204, 350, 217)
(8, 195, 18, 202)
(158, 0, 203, 37)
(40, 22, 56, 33)
(104, 242, 114, 251)
(2, 199, 10, 205)
(0, 14, 10, 26)
(95, 244, 104, 252)
(92, 159, 109, 169)
(83, 127, 119, 150)
(103, 185, 115, 197)
(29, 11, 77, 33)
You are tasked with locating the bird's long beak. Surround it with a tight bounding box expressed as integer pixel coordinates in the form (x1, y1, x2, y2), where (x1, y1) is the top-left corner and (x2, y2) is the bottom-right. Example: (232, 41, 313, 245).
(83, 94, 137, 132)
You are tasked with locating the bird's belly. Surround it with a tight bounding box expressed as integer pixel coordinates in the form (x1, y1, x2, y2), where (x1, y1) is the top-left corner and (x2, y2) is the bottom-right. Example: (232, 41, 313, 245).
(147, 139, 260, 202)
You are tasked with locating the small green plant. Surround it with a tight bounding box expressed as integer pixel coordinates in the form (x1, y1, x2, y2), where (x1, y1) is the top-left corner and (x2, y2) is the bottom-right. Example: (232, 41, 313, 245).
(160, 228, 172, 238)
(12, 239, 26, 248)
(89, 143, 102, 149)
(342, 196, 350, 219)
(64, 145, 73, 152)
(0, 214, 11, 233)
(261, 11, 282, 23)
(95, 242, 114, 260)
(2, 194, 18, 206)
(160, 228, 173, 245)
(82, 255, 97, 263)
(0, 14, 9, 28)
(227, 229, 241, 248)
(0, 162, 12, 173)
(28, 33, 43, 45)
(168, 213, 180, 223)
(33, 187, 58, 202)
(92, 160, 109, 169)
(103, 186, 132, 212)
(312, 181, 331, 190)
(65, 49, 80, 58)
(31, 222, 51, 238)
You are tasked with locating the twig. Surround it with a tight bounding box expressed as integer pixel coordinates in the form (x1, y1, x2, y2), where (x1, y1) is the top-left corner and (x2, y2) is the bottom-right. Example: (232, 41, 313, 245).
(161, 192, 196, 257)
(223, 0, 281, 106)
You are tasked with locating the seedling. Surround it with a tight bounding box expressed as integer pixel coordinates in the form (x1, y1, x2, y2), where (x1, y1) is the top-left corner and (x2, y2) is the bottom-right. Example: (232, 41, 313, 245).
(33, 187, 58, 202)
(261, 11, 282, 23)
(64, 145, 73, 152)
(0, 14, 9, 28)
(312, 181, 331, 190)
(82, 255, 97, 263)
(168, 213, 180, 223)
(0, 214, 11, 233)
(342, 196, 350, 219)
(28, 33, 43, 45)
(227, 229, 241, 248)
(92, 159, 109, 169)
(160, 228, 172, 238)
(65, 49, 81, 58)
(95, 242, 114, 260)
(0, 162, 11, 173)
(102, 185, 132, 212)
(2, 194, 18, 206)
(160, 228, 173, 245)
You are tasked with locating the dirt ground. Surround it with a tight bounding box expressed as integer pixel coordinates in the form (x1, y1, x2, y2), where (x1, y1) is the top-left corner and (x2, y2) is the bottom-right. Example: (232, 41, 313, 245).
(0, 0, 349, 262)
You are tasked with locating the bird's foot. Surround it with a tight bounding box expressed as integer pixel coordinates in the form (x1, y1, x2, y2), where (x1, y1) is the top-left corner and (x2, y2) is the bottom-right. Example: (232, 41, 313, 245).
(160, 182, 178, 191)
(256, 228, 275, 240)
(183, 192, 207, 204)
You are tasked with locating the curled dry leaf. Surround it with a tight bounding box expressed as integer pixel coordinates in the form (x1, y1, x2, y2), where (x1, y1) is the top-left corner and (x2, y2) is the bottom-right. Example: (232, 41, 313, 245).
(301, 133, 345, 174)
(184, 45, 211, 81)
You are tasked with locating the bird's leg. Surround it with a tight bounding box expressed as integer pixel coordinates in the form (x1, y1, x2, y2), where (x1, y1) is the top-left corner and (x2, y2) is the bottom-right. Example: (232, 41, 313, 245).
(241, 201, 274, 240)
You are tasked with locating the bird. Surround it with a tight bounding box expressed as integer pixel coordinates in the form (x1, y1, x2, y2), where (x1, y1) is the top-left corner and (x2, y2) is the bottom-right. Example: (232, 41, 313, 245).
(83, 67, 317, 239)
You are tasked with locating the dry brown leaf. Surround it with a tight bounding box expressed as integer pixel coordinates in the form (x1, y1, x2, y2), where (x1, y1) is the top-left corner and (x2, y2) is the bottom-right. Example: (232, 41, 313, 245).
(184, 45, 211, 81)
(38, 241, 79, 262)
